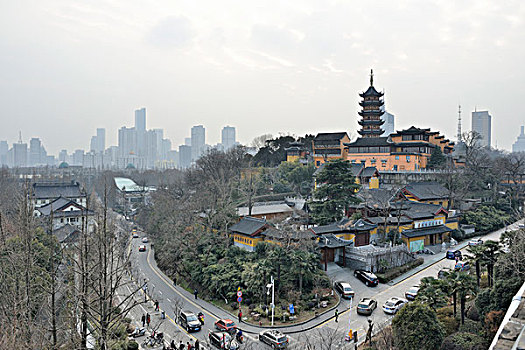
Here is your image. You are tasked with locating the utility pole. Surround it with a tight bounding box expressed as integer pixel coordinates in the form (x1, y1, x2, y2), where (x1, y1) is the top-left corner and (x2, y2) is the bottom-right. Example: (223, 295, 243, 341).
(267, 276, 275, 326)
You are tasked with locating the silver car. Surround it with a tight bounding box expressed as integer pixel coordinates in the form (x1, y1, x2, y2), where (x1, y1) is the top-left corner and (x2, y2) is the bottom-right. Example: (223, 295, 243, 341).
(382, 297, 408, 314)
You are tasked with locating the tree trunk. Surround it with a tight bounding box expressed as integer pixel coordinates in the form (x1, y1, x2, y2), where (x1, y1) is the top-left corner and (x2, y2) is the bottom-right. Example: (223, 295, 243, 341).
(460, 296, 466, 325)
(475, 260, 480, 287)
(453, 291, 457, 318)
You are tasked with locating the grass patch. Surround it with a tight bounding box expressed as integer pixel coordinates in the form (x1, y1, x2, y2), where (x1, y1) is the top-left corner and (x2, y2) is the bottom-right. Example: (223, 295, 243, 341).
(376, 257, 424, 283)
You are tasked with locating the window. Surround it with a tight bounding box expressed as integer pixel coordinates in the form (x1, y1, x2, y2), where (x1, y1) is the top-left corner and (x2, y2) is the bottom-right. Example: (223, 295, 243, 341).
(393, 165, 398, 171)
(395, 156, 399, 160)
(316, 161, 321, 166)
(371, 159, 376, 164)
(351, 159, 356, 163)
(361, 160, 366, 165)
(381, 160, 387, 167)
(406, 156, 410, 162)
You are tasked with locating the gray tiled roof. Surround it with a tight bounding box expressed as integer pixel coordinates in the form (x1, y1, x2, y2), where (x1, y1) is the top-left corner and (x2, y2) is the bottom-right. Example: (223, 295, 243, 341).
(314, 132, 348, 141)
(262, 228, 315, 240)
(229, 216, 268, 236)
(403, 181, 449, 200)
(311, 218, 377, 235)
(400, 225, 452, 238)
(32, 182, 84, 199)
(344, 136, 391, 147)
(52, 224, 81, 243)
(37, 196, 92, 217)
(317, 234, 353, 248)
(392, 201, 446, 220)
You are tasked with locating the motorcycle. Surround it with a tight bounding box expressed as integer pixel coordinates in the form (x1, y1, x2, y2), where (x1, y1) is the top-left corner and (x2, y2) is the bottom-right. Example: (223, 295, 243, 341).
(130, 326, 146, 338)
(198, 312, 205, 325)
(235, 330, 244, 344)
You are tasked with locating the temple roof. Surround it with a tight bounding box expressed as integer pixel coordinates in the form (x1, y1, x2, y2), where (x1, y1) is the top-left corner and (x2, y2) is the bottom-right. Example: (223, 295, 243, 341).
(345, 136, 392, 147)
(314, 132, 349, 141)
(391, 126, 431, 136)
(401, 225, 453, 238)
(359, 85, 384, 98)
(229, 216, 268, 236)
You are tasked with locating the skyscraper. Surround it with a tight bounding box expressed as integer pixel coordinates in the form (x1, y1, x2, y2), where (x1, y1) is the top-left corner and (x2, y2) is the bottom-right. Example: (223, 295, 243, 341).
(381, 111, 395, 136)
(29, 137, 42, 166)
(0, 141, 8, 165)
(221, 126, 236, 150)
(13, 141, 28, 167)
(471, 110, 492, 148)
(135, 108, 146, 132)
(179, 145, 192, 168)
(512, 126, 525, 153)
(191, 125, 206, 161)
(118, 126, 137, 157)
(96, 128, 105, 152)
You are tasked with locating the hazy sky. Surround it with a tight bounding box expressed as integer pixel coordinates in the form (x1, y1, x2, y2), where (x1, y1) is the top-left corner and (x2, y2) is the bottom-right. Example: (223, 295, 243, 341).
(1, 0, 524, 155)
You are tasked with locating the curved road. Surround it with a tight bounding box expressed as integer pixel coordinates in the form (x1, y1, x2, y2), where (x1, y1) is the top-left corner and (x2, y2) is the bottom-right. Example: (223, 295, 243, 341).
(128, 220, 521, 349)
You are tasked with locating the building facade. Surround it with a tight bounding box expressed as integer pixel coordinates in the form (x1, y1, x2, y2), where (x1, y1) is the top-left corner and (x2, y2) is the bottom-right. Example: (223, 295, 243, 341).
(191, 125, 206, 161)
(471, 110, 492, 148)
(312, 132, 350, 166)
(512, 126, 525, 153)
(221, 126, 236, 150)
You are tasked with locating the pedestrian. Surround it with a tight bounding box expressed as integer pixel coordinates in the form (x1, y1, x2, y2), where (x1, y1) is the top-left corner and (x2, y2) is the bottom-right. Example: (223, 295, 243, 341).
(455, 256, 459, 263)
(146, 313, 151, 327)
(194, 339, 200, 350)
(335, 309, 339, 322)
(194, 289, 198, 300)
(238, 310, 242, 323)
(173, 276, 177, 286)
(179, 340, 184, 350)
(141, 313, 146, 327)
(155, 299, 159, 311)
(187, 341, 191, 350)
(171, 339, 176, 349)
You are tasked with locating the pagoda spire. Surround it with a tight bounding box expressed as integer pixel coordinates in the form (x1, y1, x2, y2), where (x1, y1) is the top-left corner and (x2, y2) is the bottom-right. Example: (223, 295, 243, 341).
(358, 70, 384, 138)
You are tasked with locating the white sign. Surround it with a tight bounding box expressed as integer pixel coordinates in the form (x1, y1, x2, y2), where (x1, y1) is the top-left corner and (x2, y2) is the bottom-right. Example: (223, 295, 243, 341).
(237, 291, 242, 297)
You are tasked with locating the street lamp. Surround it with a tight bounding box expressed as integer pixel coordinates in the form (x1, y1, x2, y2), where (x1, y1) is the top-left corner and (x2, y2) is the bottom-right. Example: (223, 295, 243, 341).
(266, 276, 275, 326)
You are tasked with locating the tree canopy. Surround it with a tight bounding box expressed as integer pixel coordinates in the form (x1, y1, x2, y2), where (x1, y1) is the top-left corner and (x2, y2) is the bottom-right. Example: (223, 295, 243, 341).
(309, 159, 360, 225)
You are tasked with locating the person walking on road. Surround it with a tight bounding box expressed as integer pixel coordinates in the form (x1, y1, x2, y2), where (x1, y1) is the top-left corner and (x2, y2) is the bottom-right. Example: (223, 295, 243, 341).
(194, 339, 199, 350)
(146, 313, 151, 327)
(186, 341, 191, 350)
(141, 313, 146, 327)
(335, 309, 339, 323)
(178, 341, 184, 350)
(194, 289, 198, 300)
(170, 339, 176, 349)
(155, 299, 159, 311)
(238, 310, 242, 323)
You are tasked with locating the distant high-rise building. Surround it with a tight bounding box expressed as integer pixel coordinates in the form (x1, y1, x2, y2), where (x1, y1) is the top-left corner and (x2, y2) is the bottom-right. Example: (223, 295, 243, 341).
(13, 141, 27, 167)
(472, 110, 492, 148)
(185, 138, 191, 146)
(29, 138, 42, 166)
(0, 141, 8, 165)
(72, 150, 84, 166)
(512, 126, 525, 153)
(191, 125, 206, 161)
(221, 126, 236, 150)
(118, 126, 137, 157)
(179, 145, 192, 169)
(96, 128, 105, 152)
(135, 108, 146, 132)
(381, 111, 395, 136)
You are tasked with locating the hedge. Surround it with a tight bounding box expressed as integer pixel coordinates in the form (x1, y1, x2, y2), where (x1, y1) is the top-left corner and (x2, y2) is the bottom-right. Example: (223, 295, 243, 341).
(376, 257, 424, 283)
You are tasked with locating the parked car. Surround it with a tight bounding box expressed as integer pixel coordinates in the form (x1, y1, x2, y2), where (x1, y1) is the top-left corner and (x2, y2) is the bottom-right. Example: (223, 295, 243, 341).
(214, 319, 236, 334)
(438, 268, 451, 279)
(354, 270, 379, 287)
(132, 232, 139, 238)
(142, 237, 149, 243)
(405, 286, 420, 301)
(382, 297, 408, 314)
(446, 249, 462, 260)
(468, 238, 483, 246)
(138, 245, 147, 252)
(179, 310, 201, 332)
(356, 298, 377, 316)
(455, 261, 470, 271)
(333, 281, 355, 299)
(209, 331, 238, 350)
(259, 329, 289, 348)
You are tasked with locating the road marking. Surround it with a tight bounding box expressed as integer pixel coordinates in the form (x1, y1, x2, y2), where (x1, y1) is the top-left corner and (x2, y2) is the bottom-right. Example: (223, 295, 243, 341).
(167, 298, 172, 303)
(159, 290, 163, 295)
(146, 248, 219, 322)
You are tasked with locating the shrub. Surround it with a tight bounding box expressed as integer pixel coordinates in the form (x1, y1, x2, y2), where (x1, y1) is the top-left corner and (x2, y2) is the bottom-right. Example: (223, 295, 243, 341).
(230, 302, 238, 310)
(485, 310, 505, 339)
(376, 258, 424, 283)
(437, 305, 459, 335)
(458, 319, 483, 335)
(451, 229, 464, 241)
(440, 332, 486, 350)
(466, 304, 480, 322)
(127, 341, 139, 350)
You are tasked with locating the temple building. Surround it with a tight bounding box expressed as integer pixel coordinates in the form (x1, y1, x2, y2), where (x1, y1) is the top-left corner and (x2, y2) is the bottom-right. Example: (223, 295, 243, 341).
(345, 126, 455, 171)
(358, 70, 385, 138)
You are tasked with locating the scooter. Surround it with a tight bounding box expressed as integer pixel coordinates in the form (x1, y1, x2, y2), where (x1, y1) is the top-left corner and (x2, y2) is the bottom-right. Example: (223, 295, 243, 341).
(130, 326, 146, 338)
(236, 330, 244, 344)
(198, 312, 205, 325)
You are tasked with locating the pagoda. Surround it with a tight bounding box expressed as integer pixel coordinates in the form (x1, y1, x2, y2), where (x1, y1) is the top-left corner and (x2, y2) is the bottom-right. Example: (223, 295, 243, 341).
(358, 69, 385, 138)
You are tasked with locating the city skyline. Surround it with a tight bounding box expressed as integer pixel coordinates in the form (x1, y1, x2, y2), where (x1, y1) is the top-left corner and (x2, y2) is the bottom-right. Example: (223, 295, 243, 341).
(1, 1, 524, 154)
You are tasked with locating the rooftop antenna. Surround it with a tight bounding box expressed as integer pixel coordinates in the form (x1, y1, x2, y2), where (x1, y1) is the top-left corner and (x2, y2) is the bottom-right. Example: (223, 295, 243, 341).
(457, 105, 462, 142)
(18, 131, 22, 144)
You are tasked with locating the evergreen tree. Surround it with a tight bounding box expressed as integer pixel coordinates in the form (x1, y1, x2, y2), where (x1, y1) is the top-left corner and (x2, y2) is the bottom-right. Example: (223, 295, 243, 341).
(428, 146, 446, 169)
(309, 159, 360, 225)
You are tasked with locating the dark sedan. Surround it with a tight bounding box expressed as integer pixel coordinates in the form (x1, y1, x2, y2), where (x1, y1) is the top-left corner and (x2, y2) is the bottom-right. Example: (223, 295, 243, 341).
(354, 270, 379, 287)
